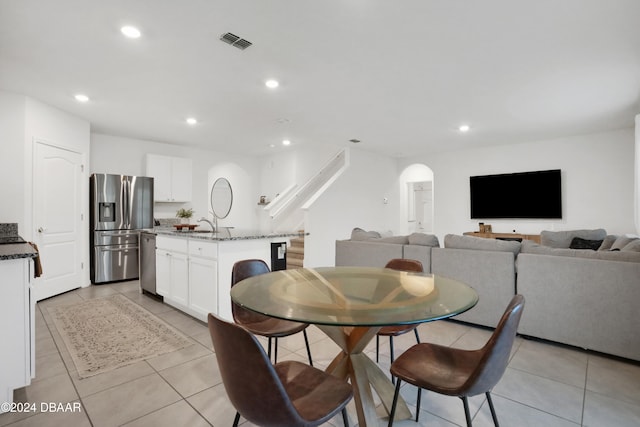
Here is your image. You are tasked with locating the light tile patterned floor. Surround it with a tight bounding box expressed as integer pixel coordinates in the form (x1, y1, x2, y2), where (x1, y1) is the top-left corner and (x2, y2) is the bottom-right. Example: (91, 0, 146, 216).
(1, 280, 639, 427)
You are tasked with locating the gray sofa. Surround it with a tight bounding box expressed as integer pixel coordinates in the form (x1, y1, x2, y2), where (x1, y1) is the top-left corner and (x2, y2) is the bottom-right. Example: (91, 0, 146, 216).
(335, 229, 440, 272)
(335, 228, 640, 361)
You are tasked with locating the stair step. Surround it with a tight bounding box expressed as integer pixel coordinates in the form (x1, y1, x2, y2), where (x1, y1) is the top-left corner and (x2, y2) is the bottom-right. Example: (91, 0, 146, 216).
(287, 258, 304, 268)
(290, 237, 305, 246)
(288, 246, 304, 255)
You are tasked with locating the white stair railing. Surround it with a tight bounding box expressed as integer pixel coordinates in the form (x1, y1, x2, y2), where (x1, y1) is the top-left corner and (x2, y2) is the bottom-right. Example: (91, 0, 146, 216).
(264, 148, 350, 230)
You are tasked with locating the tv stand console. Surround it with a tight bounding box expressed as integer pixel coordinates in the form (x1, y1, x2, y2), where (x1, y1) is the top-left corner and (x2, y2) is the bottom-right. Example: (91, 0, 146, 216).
(464, 231, 541, 244)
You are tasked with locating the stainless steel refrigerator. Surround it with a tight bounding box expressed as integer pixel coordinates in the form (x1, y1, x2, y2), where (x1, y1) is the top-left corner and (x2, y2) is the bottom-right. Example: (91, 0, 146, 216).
(90, 174, 154, 284)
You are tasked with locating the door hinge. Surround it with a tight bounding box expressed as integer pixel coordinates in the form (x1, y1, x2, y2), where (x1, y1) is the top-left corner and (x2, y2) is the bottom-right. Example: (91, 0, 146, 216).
(81, 164, 85, 172)
(81, 262, 84, 269)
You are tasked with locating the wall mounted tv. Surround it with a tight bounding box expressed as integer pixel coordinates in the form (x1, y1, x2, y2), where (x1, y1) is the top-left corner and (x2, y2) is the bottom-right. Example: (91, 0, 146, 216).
(470, 169, 562, 219)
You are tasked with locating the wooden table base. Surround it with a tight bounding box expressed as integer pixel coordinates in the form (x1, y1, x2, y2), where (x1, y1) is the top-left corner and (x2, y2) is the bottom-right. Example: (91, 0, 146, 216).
(317, 325, 412, 427)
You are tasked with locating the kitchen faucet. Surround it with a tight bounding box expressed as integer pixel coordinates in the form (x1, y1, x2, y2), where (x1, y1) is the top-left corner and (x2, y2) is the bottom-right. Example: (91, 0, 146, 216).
(197, 217, 216, 232)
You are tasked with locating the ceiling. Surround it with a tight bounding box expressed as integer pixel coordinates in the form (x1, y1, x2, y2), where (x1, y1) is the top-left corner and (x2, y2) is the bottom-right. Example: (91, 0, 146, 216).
(1, 0, 639, 158)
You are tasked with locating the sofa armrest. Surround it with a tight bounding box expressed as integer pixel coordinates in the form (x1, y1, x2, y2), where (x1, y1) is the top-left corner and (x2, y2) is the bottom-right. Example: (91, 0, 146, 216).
(431, 247, 516, 328)
(517, 253, 640, 361)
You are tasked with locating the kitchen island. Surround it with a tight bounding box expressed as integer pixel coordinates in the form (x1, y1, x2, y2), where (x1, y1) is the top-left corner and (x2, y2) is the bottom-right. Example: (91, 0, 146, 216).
(0, 228, 38, 413)
(150, 228, 306, 322)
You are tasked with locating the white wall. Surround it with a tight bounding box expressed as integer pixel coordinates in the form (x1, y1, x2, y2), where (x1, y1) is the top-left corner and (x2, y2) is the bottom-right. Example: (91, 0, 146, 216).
(292, 147, 400, 267)
(90, 134, 260, 229)
(0, 92, 26, 228)
(399, 128, 636, 243)
(636, 114, 640, 234)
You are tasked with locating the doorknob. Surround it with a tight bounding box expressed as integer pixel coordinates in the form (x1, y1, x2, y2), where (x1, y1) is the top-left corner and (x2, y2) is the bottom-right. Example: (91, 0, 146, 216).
(38, 227, 45, 233)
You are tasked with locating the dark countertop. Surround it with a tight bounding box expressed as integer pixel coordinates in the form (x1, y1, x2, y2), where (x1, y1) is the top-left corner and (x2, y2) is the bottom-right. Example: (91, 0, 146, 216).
(0, 242, 39, 260)
(151, 228, 307, 242)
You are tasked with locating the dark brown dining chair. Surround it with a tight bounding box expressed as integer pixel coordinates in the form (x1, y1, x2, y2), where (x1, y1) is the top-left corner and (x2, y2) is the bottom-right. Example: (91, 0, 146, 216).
(376, 258, 424, 366)
(231, 259, 313, 366)
(387, 294, 525, 427)
(208, 313, 353, 427)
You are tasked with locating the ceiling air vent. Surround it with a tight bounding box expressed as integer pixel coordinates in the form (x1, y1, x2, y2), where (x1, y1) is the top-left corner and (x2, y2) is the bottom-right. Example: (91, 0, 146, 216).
(220, 32, 252, 50)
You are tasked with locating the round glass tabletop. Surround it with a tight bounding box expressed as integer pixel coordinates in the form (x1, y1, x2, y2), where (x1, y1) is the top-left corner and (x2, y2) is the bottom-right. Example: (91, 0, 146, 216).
(231, 266, 478, 326)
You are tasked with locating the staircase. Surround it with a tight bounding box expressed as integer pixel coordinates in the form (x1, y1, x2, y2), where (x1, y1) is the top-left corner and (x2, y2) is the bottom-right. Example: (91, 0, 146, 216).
(287, 236, 305, 269)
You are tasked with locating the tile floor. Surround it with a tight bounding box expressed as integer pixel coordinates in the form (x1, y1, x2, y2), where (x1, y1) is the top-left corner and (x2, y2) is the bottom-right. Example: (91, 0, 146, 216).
(1, 281, 639, 427)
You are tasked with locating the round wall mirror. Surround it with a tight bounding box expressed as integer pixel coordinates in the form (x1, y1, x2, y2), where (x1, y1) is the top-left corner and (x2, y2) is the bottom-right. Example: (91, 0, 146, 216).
(210, 177, 233, 219)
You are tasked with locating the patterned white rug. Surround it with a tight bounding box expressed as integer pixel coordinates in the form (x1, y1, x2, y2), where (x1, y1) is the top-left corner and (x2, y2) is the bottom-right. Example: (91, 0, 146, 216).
(49, 294, 192, 378)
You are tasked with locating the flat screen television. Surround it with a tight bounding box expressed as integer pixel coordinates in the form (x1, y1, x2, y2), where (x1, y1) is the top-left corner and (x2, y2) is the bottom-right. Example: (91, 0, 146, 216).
(470, 169, 562, 219)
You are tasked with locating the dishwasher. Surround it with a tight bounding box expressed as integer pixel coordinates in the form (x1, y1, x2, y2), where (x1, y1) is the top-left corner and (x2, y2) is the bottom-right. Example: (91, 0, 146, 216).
(139, 231, 158, 297)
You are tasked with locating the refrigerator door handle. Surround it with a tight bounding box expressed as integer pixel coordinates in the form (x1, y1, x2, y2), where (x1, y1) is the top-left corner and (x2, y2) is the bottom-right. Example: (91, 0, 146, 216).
(124, 177, 131, 229)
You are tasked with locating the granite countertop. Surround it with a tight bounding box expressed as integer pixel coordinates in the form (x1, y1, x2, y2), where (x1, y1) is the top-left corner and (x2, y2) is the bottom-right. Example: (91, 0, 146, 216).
(151, 227, 307, 241)
(0, 242, 39, 260)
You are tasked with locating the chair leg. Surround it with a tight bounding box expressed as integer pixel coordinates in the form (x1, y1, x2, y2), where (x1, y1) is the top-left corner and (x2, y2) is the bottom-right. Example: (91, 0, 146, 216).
(233, 411, 240, 427)
(415, 388, 422, 421)
(387, 379, 402, 427)
(341, 407, 349, 427)
(274, 337, 278, 364)
(389, 337, 395, 384)
(376, 335, 380, 362)
(486, 392, 500, 427)
(462, 396, 472, 427)
(303, 329, 313, 366)
(267, 337, 272, 361)
(414, 328, 420, 344)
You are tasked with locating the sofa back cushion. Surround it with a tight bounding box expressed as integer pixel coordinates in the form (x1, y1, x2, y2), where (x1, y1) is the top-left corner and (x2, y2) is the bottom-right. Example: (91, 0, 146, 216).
(350, 227, 381, 241)
(540, 229, 607, 248)
(520, 239, 640, 263)
(444, 234, 521, 255)
(407, 233, 440, 247)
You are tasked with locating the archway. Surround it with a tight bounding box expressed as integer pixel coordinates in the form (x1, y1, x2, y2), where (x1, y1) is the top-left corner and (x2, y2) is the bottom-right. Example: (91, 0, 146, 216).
(399, 164, 434, 235)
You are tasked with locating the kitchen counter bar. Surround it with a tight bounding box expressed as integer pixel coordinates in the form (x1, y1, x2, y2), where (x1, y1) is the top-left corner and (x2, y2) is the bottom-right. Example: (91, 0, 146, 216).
(0, 242, 38, 260)
(151, 228, 307, 241)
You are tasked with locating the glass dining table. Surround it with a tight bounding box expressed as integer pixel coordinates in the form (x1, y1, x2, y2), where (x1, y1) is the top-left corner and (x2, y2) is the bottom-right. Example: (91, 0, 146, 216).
(230, 266, 479, 427)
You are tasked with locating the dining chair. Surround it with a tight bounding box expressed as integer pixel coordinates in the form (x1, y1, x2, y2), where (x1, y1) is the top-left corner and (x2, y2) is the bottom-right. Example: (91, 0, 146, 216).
(208, 313, 353, 427)
(376, 258, 424, 366)
(231, 259, 313, 365)
(387, 294, 525, 427)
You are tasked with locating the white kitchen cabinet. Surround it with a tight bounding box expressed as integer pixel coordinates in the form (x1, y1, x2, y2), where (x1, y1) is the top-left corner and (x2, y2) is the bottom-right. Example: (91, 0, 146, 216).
(1, 258, 34, 413)
(155, 236, 189, 310)
(188, 240, 218, 320)
(145, 154, 192, 202)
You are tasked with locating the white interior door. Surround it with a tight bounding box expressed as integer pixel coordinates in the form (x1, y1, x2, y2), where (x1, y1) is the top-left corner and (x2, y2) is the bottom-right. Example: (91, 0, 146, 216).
(33, 142, 83, 301)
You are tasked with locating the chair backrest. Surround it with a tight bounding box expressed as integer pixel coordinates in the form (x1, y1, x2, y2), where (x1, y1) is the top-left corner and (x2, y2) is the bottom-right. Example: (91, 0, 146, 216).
(231, 259, 271, 324)
(208, 313, 304, 426)
(464, 294, 525, 396)
(385, 258, 424, 273)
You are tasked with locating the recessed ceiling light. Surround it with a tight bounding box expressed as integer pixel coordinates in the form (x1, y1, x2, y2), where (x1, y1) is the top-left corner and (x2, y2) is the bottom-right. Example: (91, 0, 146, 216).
(121, 25, 141, 39)
(186, 117, 198, 125)
(458, 124, 470, 132)
(265, 80, 279, 89)
(282, 139, 291, 146)
(74, 94, 89, 103)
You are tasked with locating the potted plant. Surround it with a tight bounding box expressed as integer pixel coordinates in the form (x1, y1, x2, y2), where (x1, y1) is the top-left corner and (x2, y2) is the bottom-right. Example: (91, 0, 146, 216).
(176, 208, 194, 224)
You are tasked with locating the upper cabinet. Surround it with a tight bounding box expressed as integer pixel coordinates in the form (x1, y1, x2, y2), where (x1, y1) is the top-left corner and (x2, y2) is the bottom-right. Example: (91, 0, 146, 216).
(145, 154, 192, 202)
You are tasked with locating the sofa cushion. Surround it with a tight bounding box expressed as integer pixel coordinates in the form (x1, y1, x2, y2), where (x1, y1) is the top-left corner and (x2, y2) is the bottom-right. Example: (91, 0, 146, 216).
(521, 239, 640, 263)
(377, 235, 410, 244)
(444, 234, 521, 255)
(407, 233, 440, 247)
(350, 227, 381, 241)
(540, 229, 607, 248)
(569, 237, 603, 251)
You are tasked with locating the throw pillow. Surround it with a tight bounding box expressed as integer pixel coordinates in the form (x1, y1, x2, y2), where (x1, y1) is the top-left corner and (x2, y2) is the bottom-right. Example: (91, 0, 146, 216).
(569, 237, 603, 251)
(351, 228, 381, 241)
(610, 236, 637, 251)
(621, 239, 640, 252)
(407, 233, 440, 247)
(598, 235, 618, 251)
(540, 229, 607, 248)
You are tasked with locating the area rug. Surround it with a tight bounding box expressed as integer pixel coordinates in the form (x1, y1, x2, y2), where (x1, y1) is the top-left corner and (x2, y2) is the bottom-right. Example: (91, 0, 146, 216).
(49, 294, 192, 378)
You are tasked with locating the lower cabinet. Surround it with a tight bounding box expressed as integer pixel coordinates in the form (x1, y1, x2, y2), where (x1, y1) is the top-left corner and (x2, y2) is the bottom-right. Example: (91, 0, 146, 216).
(156, 236, 217, 322)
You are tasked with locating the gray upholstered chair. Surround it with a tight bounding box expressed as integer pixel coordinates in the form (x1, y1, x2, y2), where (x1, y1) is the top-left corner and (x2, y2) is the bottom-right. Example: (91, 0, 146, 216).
(387, 295, 525, 426)
(208, 313, 353, 427)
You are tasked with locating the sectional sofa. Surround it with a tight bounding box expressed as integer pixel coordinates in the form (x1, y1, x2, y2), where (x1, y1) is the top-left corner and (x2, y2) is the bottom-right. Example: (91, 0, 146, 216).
(335, 228, 640, 361)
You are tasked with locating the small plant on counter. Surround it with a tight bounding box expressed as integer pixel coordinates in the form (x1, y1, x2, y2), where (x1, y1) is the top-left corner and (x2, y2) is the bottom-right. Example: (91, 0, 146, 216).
(175, 208, 194, 222)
